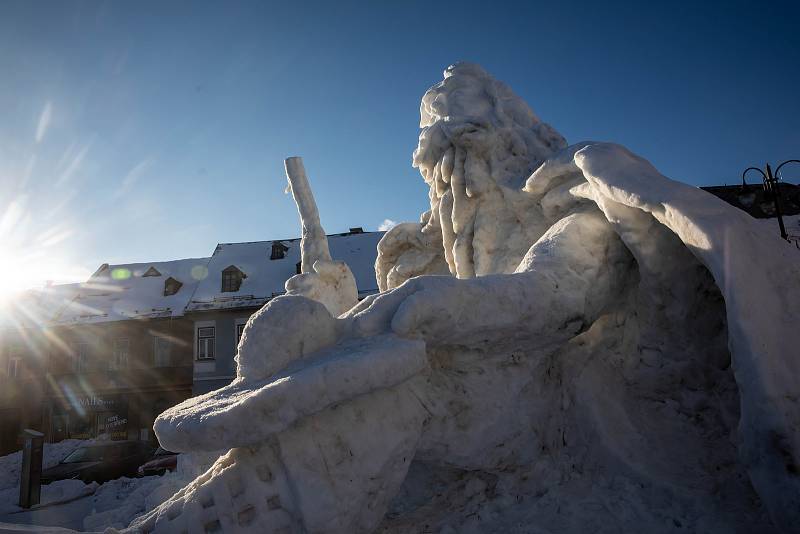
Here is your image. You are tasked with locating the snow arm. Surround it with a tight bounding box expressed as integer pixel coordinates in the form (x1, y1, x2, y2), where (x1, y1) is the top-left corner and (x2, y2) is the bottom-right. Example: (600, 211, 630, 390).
(350, 210, 631, 347)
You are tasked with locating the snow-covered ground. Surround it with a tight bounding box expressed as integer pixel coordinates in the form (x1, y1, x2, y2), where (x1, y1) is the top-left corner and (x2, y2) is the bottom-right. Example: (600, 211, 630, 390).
(0, 442, 187, 532)
(0, 440, 86, 493)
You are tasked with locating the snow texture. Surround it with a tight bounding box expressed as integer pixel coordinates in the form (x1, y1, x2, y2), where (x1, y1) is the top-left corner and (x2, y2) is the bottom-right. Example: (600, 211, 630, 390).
(127, 62, 799, 534)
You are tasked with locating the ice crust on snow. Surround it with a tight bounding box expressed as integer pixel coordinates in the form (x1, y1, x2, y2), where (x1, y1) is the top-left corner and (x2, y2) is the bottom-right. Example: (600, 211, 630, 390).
(124, 62, 800, 534)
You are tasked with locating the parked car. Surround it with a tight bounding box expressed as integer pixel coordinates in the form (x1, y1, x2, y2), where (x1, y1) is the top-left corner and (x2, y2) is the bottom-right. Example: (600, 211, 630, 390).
(137, 446, 178, 477)
(40, 440, 154, 484)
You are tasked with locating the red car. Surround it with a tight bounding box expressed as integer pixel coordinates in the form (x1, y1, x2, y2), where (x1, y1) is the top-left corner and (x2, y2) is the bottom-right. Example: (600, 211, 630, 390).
(137, 446, 178, 477)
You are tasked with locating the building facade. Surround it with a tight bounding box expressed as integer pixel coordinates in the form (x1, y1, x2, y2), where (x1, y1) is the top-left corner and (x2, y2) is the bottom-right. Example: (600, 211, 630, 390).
(0, 258, 208, 454)
(0, 229, 383, 454)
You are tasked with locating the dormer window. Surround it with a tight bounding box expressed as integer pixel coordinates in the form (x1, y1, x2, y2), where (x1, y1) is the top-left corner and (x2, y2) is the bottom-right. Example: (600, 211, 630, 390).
(271, 241, 289, 260)
(164, 277, 183, 296)
(221, 265, 245, 293)
(143, 266, 162, 277)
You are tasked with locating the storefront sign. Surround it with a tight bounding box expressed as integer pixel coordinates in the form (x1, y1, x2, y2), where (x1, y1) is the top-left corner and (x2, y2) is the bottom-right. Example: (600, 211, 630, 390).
(77, 396, 117, 410)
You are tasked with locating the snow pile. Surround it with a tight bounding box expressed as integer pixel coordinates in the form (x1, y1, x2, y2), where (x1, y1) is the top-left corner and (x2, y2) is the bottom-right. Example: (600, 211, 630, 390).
(82, 473, 187, 531)
(0, 439, 87, 493)
(118, 63, 800, 534)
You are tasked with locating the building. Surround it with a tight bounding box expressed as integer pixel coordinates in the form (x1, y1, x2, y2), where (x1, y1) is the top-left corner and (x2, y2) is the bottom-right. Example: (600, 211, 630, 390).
(701, 182, 800, 219)
(0, 283, 81, 453)
(701, 182, 800, 246)
(0, 229, 383, 454)
(0, 258, 209, 454)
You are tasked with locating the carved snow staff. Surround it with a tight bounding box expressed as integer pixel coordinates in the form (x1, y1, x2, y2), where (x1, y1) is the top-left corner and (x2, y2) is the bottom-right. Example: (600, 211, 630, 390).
(282, 156, 358, 316)
(743, 159, 800, 241)
(134, 64, 800, 534)
(284, 157, 333, 271)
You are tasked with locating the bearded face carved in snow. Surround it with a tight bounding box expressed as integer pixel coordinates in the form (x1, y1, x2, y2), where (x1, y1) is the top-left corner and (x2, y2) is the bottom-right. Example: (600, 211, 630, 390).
(133, 63, 800, 534)
(377, 63, 570, 287)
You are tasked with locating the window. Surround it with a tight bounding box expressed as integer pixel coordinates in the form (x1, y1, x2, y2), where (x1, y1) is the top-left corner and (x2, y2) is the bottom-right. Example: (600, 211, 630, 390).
(236, 323, 246, 344)
(197, 327, 215, 360)
(7, 356, 21, 378)
(75, 343, 90, 372)
(110, 338, 129, 370)
(153, 336, 172, 367)
(142, 266, 161, 277)
(270, 241, 288, 260)
(163, 277, 183, 296)
(221, 266, 244, 293)
(6, 345, 22, 379)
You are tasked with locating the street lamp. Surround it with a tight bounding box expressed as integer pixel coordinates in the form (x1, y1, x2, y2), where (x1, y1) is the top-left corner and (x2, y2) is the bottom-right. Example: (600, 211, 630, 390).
(742, 160, 800, 240)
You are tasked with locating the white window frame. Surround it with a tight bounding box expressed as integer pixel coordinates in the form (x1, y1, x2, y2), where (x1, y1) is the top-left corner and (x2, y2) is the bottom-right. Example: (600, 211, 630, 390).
(6, 345, 22, 379)
(153, 336, 172, 368)
(7, 356, 21, 378)
(194, 321, 216, 361)
(75, 343, 90, 373)
(110, 338, 130, 370)
(235, 318, 248, 349)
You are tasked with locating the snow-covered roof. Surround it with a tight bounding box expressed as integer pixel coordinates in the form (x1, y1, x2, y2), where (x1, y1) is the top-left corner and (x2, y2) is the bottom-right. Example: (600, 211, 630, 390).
(55, 257, 211, 325)
(0, 283, 83, 330)
(1, 230, 384, 329)
(186, 231, 383, 312)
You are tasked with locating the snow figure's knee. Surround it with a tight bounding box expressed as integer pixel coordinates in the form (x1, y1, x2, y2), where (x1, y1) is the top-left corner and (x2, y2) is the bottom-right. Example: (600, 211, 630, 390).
(235, 295, 342, 382)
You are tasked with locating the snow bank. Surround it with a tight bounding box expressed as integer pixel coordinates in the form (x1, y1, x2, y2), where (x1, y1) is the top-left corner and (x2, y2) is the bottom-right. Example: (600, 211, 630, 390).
(0, 440, 87, 493)
(82, 473, 187, 531)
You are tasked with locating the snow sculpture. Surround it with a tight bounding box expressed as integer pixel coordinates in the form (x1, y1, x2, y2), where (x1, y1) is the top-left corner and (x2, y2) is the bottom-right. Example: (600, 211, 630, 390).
(283, 156, 358, 316)
(130, 63, 800, 534)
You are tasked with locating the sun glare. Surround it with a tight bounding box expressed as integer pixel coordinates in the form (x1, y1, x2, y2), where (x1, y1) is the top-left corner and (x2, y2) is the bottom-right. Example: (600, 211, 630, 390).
(0, 203, 89, 310)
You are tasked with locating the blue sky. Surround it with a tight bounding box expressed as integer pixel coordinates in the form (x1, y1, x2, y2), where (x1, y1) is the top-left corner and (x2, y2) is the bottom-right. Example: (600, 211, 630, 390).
(0, 0, 798, 288)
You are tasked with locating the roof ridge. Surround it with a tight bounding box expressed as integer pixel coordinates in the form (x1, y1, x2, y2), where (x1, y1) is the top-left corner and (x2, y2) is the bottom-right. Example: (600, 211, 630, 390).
(216, 230, 383, 247)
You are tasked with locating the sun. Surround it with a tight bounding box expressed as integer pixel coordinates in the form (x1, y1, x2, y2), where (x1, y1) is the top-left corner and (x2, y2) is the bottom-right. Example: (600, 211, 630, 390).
(0, 221, 89, 310)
